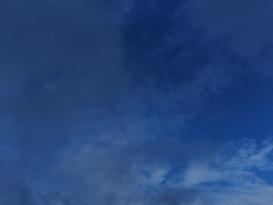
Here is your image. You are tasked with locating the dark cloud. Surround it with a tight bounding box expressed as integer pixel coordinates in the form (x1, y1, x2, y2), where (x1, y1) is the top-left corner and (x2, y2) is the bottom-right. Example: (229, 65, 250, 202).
(0, 181, 33, 205)
(0, 0, 133, 172)
(1, 0, 233, 203)
(148, 187, 200, 205)
(0, 0, 134, 203)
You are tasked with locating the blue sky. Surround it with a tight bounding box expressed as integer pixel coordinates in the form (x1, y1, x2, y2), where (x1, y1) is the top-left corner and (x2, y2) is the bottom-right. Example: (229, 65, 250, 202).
(1, 0, 273, 204)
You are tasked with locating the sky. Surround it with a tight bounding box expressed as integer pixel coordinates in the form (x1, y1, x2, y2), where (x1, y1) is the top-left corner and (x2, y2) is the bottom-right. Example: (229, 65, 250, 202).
(1, 0, 273, 204)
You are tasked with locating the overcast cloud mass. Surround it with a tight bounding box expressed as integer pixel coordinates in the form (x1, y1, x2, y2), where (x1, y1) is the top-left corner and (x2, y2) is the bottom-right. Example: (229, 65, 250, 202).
(1, 0, 273, 204)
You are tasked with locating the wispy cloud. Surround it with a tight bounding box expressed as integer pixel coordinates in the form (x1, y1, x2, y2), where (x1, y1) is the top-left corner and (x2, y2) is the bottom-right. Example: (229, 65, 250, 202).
(50, 134, 273, 205)
(0, 1, 272, 205)
(179, 140, 273, 205)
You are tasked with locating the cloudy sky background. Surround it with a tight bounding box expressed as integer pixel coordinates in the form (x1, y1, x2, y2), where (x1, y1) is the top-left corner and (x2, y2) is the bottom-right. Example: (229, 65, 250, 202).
(1, 0, 273, 204)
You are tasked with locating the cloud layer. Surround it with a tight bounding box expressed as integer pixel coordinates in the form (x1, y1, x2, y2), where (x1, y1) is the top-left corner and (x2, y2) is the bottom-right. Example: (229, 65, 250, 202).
(1, 0, 273, 204)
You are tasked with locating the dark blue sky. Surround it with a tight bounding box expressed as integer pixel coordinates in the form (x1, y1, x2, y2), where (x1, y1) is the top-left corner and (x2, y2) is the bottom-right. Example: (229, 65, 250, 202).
(1, 0, 273, 204)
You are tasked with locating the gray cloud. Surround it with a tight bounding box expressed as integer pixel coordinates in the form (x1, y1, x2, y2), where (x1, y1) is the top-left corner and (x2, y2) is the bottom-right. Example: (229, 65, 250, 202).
(0, 0, 134, 203)
(0, 0, 134, 173)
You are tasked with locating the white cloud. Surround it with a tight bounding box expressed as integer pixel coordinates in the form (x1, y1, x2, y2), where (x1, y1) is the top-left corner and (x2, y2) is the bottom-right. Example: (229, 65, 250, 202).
(54, 136, 273, 205)
(183, 163, 224, 187)
(181, 140, 273, 205)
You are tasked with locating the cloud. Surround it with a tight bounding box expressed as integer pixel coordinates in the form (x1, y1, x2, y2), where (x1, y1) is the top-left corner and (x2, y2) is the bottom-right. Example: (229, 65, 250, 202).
(47, 127, 209, 205)
(183, 163, 225, 187)
(0, 0, 135, 180)
(51, 138, 273, 204)
(0, 0, 134, 203)
(6, 138, 273, 205)
(180, 139, 273, 205)
(1, 1, 272, 205)
(0, 0, 244, 174)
